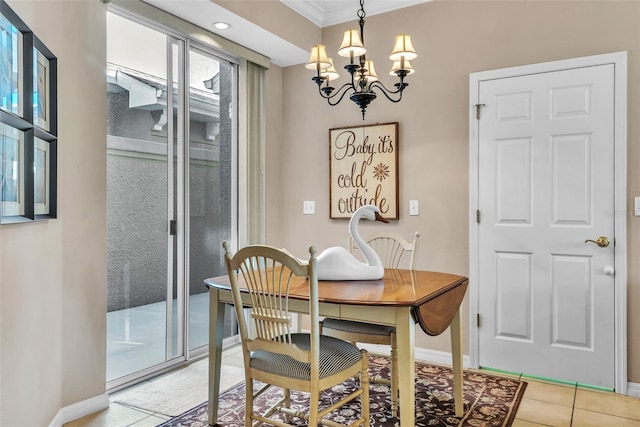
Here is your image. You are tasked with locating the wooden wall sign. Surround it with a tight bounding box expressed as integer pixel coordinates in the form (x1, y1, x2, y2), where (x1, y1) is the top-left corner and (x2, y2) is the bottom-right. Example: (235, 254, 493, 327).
(329, 122, 399, 219)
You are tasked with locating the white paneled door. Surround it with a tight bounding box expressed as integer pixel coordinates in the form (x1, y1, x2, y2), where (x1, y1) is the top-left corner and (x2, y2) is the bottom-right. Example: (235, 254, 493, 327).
(476, 64, 616, 387)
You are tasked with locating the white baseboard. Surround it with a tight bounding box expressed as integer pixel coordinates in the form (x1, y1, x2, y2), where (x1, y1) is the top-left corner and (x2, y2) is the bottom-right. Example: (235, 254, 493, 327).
(414, 347, 471, 368)
(627, 382, 640, 398)
(358, 343, 471, 368)
(48, 393, 109, 427)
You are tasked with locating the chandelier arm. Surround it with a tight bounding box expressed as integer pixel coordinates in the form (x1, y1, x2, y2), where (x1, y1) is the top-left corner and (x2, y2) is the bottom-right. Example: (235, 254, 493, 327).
(313, 79, 351, 100)
(369, 81, 406, 103)
(325, 83, 356, 106)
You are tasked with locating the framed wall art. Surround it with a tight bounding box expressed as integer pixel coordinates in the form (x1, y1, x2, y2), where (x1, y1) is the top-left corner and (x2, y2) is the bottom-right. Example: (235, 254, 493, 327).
(0, 123, 24, 217)
(0, 0, 57, 224)
(33, 48, 49, 130)
(34, 137, 49, 215)
(0, 10, 21, 116)
(329, 122, 399, 219)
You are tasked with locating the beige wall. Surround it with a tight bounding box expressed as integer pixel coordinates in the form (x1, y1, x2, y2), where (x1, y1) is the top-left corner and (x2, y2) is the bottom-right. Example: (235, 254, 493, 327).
(274, 0, 640, 382)
(0, 1, 107, 425)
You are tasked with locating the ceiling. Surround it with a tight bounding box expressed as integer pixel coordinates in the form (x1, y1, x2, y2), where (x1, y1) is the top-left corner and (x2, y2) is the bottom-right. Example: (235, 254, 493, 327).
(281, 0, 431, 27)
(141, 0, 429, 67)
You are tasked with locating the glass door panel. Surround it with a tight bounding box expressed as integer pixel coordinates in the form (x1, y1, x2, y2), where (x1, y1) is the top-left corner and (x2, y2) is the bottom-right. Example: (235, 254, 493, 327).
(187, 47, 235, 351)
(106, 13, 180, 382)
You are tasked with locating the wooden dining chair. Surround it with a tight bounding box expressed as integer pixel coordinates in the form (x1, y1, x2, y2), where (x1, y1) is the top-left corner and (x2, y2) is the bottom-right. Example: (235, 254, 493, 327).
(320, 231, 420, 417)
(222, 241, 370, 427)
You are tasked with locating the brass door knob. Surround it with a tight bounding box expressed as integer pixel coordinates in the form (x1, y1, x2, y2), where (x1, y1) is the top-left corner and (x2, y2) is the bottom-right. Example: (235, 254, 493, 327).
(585, 236, 610, 248)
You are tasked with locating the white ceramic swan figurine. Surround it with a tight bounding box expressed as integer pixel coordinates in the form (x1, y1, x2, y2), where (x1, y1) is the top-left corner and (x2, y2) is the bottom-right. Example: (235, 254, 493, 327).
(316, 205, 389, 281)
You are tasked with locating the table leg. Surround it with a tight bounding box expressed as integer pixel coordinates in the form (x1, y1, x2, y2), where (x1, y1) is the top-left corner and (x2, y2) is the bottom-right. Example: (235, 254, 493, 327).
(450, 308, 464, 417)
(395, 307, 415, 426)
(208, 289, 226, 426)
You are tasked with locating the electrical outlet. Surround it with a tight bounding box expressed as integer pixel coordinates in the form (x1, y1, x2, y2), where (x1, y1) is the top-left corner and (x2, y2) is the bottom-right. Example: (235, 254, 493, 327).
(635, 197, 640, 216)
(303, 201, 315, 215)
(409, 200, 419, 216)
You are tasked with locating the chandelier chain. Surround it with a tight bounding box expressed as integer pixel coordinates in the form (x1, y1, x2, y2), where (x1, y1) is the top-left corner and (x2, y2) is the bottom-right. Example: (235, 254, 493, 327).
(357, 0, 366, 19)
(358, 0, 366, 50)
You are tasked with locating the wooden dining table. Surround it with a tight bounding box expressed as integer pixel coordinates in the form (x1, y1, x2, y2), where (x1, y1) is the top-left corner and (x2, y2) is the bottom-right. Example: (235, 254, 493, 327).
(205, 268, 468, 426)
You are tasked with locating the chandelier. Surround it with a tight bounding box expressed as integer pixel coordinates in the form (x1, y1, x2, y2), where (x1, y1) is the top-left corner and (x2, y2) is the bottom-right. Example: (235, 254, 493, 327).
(305, 0, 417, 119)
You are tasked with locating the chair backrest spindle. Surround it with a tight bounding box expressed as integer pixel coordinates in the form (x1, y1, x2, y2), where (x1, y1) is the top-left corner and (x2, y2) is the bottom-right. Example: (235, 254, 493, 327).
(349, 231, 420, 269)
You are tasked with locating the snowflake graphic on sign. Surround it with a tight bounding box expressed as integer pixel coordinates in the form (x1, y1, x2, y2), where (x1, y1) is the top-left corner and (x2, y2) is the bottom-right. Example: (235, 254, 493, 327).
(373, 162, 390, 182)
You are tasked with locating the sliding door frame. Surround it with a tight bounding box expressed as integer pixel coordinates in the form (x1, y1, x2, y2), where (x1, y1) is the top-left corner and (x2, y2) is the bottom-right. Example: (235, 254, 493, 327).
(106, 4, 240, 392)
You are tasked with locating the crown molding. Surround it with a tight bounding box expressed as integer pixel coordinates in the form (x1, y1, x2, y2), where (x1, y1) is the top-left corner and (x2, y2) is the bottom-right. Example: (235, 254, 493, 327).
(280, 0, 432, 28)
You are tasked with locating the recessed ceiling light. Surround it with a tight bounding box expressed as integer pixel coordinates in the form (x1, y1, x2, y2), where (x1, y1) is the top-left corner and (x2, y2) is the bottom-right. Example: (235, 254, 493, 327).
(212, 22, 231, 30)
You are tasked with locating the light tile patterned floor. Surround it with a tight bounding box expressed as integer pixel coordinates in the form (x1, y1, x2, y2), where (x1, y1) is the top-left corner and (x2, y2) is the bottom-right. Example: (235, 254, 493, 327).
(507, 376, 640, 427)
(66, 347, 640, 426)
(65, 346, 245, 427)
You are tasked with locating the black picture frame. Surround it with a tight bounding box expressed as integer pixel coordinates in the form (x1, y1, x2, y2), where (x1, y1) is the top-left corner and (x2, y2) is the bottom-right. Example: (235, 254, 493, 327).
(0, 0, 57, 224)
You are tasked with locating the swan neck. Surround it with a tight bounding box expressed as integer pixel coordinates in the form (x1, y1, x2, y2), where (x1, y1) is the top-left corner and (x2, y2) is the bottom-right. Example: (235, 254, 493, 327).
(350, 210, 382, 267)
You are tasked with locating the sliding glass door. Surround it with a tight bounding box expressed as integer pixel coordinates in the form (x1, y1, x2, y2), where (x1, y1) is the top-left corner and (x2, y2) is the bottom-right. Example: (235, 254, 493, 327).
(106, 10, 237, 387)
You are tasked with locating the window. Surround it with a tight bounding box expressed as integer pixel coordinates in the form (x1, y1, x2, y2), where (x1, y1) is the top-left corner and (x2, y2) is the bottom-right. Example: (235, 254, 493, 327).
(0, 0, 57, 223)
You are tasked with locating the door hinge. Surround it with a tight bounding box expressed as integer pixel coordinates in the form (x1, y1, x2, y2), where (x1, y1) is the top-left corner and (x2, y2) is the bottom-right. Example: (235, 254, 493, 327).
(477, 313, 481, 328)
(475, 103, 486, 120)
(476, 209, 481, 223)
(169, 219, 177, 236)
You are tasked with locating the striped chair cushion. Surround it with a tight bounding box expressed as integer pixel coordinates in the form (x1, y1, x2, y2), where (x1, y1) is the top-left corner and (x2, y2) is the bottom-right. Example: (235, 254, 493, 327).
(250, 333, 363, 381)
(323, 318, 396, 336)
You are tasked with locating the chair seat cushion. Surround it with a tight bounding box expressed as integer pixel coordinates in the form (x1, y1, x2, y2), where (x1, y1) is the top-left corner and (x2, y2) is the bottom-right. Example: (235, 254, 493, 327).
(323, 318, 396, 336)
(250, 333, 363, 381)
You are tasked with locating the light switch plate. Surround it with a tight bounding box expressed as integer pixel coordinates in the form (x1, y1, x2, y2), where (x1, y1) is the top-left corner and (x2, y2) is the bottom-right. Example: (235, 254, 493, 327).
(635, 197, 640, 216)
(303, 201, 315, 215)
(409, 200, 419, 216)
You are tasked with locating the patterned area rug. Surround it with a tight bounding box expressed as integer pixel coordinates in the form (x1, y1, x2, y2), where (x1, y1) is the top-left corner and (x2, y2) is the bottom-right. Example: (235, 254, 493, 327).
(158, 356, 527, 427)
